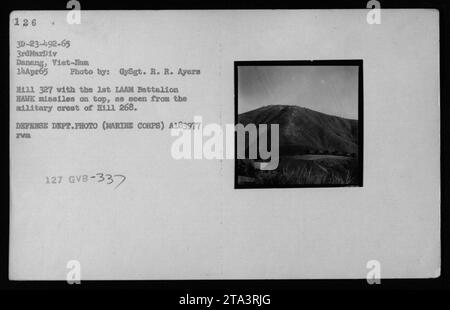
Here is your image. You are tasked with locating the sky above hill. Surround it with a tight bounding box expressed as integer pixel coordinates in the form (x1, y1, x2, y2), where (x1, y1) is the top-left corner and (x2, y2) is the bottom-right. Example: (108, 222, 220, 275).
(238, 65, 359, 119)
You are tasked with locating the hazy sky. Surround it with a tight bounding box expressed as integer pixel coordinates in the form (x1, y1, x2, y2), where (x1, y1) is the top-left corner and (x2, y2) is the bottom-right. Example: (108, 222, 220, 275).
(238, 65, 359, 119)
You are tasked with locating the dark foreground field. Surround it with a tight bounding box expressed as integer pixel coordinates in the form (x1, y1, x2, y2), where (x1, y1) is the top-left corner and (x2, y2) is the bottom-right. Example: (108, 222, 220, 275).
(237, 155, 359, 186)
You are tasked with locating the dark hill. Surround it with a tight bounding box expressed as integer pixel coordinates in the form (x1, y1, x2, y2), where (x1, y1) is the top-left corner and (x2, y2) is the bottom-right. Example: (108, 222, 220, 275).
(238, 105, 358, 155)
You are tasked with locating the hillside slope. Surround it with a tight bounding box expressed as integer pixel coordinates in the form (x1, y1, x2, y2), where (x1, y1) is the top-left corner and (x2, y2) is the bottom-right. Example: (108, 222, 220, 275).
(238, 105, 358, 155)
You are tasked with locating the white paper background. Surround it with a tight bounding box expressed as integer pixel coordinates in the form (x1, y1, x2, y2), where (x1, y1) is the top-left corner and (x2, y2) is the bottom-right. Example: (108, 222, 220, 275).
(10, 10, 440, 279)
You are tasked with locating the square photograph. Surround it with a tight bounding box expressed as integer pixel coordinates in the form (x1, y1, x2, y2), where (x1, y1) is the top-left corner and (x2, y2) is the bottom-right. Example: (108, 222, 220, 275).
(235, 61, 363, 188)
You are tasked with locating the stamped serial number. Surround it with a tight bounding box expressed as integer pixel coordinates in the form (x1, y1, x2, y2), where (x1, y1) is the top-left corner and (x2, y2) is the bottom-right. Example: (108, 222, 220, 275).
(45, 173, 126, 189)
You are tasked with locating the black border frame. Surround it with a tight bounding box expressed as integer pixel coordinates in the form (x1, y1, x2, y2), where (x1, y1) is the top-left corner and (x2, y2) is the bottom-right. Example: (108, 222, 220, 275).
(2, 0, 449, 296)
(234, 60, 364, 189)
